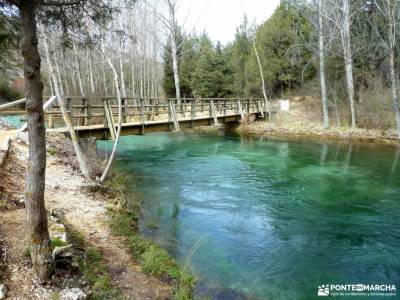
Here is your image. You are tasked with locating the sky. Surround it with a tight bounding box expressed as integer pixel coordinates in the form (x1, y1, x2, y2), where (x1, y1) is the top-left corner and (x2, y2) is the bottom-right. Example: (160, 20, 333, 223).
(176, 0, 281, 45)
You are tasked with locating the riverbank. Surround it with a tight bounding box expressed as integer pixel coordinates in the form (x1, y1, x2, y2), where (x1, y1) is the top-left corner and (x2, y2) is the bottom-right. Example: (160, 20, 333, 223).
(237, 120, 400, 145)
(0, 131, 192, 299)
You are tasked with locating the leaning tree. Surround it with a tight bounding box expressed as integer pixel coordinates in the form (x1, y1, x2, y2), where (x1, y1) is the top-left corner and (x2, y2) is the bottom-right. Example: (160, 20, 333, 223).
(0, 0, 121, 282)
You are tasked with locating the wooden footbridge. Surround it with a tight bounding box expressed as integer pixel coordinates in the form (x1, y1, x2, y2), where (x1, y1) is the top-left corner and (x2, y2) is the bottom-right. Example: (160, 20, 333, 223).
(0, 97, 274, 140)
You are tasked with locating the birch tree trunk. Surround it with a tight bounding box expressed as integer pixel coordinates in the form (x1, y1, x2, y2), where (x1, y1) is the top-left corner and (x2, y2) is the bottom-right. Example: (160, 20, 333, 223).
(88, 53, 95, 94)
(319, 0, 329, 128)
(71, 68, 77, 94)
(103, 64, 109, 95)
(20, 1, 54, 282)
(73, 41, 85, 96)
(140, 60, 144, 97)
(41, 26, 92, 179)
(55, 57, 64, 95)
(340, 0, 356, 128)
(119, 49, 126, 97)
(253, 38, 272, 121)
(171, 35, 181, 101)
(63, 63, 70, 96)
(387, 1, 400, 138)
(97, 46, 122, 183)
(131, 61, 136, 97)
(48, 76, 54, 96)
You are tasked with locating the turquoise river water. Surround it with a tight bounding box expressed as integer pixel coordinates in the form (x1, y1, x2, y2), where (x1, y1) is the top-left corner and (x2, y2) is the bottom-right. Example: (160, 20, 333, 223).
(99, 133, 400, 299)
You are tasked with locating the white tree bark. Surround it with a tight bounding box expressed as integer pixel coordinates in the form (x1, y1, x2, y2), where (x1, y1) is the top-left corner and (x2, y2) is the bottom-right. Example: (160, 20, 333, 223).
(88, 53, 95, 94)
(171, 35, 181, 100)
(97, 46, 122, 183)
(386, 0, 400, 138)
(340, 0, 356, 128)
(54, 57, 64, 95)
(253, 38, 272, 121)
(63, 62, 70, 96)
(131, 60, 136, 97)
(319, 0, 329, 128)
(73, 41, 85, 96)
(41, 26, 92, 179)
(119, 49, 126, 97)
(102, 64, 109, 95)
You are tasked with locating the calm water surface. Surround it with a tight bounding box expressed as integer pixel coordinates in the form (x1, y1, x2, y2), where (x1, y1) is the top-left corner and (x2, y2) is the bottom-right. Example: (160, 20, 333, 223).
(1, 115, 25, 128)
(98, 133, 400, 299)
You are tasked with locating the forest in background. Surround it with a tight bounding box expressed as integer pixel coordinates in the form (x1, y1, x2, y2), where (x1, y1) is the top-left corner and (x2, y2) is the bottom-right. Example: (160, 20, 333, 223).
(1, 0, 400, 131)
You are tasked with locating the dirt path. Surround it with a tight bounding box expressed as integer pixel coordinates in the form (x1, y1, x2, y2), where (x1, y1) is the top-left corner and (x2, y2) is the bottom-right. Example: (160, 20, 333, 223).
(45, 159, 173, 299)
(0, 137, 173, 299)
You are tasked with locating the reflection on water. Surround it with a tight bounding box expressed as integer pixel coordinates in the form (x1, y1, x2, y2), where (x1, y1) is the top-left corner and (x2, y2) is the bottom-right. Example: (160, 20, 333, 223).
(98, 134, 400, 300)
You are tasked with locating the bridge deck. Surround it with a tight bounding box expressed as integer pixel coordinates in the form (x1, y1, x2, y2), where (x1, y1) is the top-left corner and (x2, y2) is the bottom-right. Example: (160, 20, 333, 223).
(2, 97, 275, 139)
(48, 112, 249, 139)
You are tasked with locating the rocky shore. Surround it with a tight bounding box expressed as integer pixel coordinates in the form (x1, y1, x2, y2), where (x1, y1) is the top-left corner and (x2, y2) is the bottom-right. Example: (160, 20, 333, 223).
(237, 121, 400, 145)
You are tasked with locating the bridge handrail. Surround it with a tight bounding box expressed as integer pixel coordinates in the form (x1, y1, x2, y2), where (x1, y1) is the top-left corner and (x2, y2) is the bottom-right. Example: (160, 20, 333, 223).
(0, 98, 26, 111)
(45, 96, 267, 101)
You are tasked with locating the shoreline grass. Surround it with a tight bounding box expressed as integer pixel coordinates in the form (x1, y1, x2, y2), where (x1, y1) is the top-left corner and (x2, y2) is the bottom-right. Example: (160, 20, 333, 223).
(105, 174, 196, 300)
(66, 225, 124, 300)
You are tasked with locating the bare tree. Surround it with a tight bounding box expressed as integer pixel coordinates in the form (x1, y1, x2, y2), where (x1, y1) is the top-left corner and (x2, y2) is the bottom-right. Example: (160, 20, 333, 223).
(295, 0, 336, 128)
(252, 37, 272, 121)
(41, 25, 92, 179)
(161, 0, 181, 101)
(97, 44, 123, 182)
(370, 0, 400, 138)
(318, 0, 330, 128)
(328, 0, 357, 127)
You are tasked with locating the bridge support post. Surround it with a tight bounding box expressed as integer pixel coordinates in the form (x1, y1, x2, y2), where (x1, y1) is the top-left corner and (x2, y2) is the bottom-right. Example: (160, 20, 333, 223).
(80, 98, 88, 126)
(257, 100, 264, 118)
(155, 98, 159, 116)
(140, 99, 145, 135)
(48, 115, 54, 128)
(122, 98, 127, 123)
(103, 99, 116, 140)
(190, 99, 196, 128)
(210, 100, 218, 125)
(168, 99, 180, 132)
(237, 100, 244, 120)
(87, 103, 91, 125)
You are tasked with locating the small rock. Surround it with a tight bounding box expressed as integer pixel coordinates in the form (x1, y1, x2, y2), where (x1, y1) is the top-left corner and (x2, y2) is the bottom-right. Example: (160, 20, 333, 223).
(16, 131, 28, 144)
(49, 223, 67, 243)
(59, 288, 87, 300)
(52, 244, 74, 260)
(0, 283, 7, 299)
(50, 215, 59, 222)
